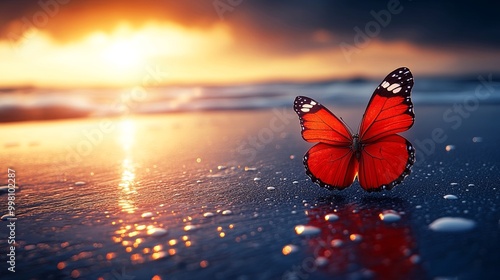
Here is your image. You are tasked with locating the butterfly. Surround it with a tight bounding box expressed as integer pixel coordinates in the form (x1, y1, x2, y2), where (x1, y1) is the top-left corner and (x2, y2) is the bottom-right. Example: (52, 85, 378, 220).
(294, 67, 415, 192)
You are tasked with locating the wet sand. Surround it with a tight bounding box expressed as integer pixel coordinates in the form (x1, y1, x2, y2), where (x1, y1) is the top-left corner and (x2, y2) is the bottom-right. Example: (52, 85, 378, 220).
(0, 104, 499, 279)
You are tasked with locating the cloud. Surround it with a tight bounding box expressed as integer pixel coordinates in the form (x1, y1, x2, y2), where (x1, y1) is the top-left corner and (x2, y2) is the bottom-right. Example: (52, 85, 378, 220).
(1, 0, 499, 51)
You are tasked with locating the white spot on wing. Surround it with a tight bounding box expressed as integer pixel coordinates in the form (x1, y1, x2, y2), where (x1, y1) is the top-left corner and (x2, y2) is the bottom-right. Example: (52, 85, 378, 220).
(381, 81, 390, 88)
(301, 108, 310, 113)
(302, 104, 313, 108)
(310, 101, 317, 105)
(393, 87, 402, 93)
(387, 83, 400, 91)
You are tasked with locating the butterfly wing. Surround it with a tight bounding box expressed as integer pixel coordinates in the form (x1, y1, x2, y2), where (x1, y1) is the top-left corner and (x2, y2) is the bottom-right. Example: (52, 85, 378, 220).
(304, 143, 358, 190)
(358, 67, 414, 143)
(358, 135, 415, 191)
(357, 67, 415, 191)
(294, 96, 352, 146)
(294, 96, 357, 190)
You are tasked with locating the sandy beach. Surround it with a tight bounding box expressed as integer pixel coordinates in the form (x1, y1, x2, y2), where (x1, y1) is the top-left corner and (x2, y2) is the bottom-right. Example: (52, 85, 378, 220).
(1, 102, 499, 279)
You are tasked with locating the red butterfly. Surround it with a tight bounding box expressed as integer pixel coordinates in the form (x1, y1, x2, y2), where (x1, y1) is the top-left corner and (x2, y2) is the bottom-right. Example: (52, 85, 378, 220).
(294, 67, 415, 192)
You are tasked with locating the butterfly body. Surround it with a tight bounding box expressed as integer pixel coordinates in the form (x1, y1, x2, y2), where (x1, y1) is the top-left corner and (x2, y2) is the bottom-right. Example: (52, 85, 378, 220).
(351, 134, 361, 159)
(294, 67, 415, 192)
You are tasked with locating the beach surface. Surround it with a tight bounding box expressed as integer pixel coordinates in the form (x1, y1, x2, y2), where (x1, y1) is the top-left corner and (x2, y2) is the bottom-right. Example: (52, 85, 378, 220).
(1, 102, 500, 279)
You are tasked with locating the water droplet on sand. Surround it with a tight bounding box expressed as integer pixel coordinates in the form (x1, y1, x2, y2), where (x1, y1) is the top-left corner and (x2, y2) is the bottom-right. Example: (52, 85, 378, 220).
(379, 210, 401, 222)
(295, 225, 321, 236)
(349, 234, 362, 242)
(217, 165, 227, 170)
(429, 217, 476, 232)
(315, 256, 329, 267)
(222, 210, 233, 216)
(324, 213, 339, 222)
(410, 254, 421, 264)
(450, 182, 458, 186)
(203, 212, 215, 218)
(141, 212, 154, 218)
(415, 205, 422, 209)
(472, 137, 483, 143)
(443, 194, 458, 200)
(147, 227, 168, 237)
(292, 181, 299, 184)
(74, 181, 86, 186)
(207, 174, 225, 178)
(267, 187, 275, 191)
(331, 239, 343, 247)
(196, 180, 203, 184)
(244, 167, 257, 171)
(289, 155, 295, 160)
(468, 183, 475, 187)
(445, 145, 456, 151)
(253, 177, 261, 181)
(282, 244, 299, 255)
(183, 225, 199, 232)
(151, 251, 168, 260)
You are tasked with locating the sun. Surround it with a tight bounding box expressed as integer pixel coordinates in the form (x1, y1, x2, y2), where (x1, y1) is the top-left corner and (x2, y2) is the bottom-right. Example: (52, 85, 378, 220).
(102, 39, 143, 68)
(86, 30, 144, 69)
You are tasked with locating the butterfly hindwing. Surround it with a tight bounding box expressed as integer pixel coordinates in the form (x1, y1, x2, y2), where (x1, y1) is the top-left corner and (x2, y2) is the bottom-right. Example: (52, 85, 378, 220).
(358, 135, 415, 191)
(359, 67, 414, 143)
(305, 143, 358, 190)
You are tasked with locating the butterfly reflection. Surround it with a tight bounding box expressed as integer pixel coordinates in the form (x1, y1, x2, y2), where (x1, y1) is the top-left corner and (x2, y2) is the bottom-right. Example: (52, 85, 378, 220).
(303, 196, 424, 279)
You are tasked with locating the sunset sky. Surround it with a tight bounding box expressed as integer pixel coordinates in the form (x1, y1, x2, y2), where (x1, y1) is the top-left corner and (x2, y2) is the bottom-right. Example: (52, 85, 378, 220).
(0, 0, 499, 87)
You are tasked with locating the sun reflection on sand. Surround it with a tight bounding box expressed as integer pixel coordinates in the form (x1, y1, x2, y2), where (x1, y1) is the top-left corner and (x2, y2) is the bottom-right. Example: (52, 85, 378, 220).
(118, 158, 137, 214)
(107, 118, 171, 271)
(119, 119, 136, 151)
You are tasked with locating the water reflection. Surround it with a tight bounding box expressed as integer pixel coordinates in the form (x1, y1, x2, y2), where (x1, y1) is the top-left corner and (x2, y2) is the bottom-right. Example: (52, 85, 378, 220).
(118, 158, 137, 214)
(118, 119, 137, 214)
(304, 196, 424, 279)
(109, 119, 170, 269)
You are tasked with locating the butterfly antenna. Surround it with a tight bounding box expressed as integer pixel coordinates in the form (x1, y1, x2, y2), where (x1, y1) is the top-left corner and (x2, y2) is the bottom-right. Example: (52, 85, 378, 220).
(340, 117, 354, 135)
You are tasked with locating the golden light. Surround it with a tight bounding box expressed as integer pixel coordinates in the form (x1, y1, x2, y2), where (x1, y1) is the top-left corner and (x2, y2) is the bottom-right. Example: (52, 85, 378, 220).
(119, 119, 136, 151)
(102, 39, 143, 69)
(118, 158, 137, 214)
(282, 245, 296, 256)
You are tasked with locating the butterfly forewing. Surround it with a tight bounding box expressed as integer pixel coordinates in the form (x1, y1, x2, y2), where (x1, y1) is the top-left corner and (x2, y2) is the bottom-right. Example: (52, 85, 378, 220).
(359, 67, 414, 143)
(294, 96, 352, 146)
